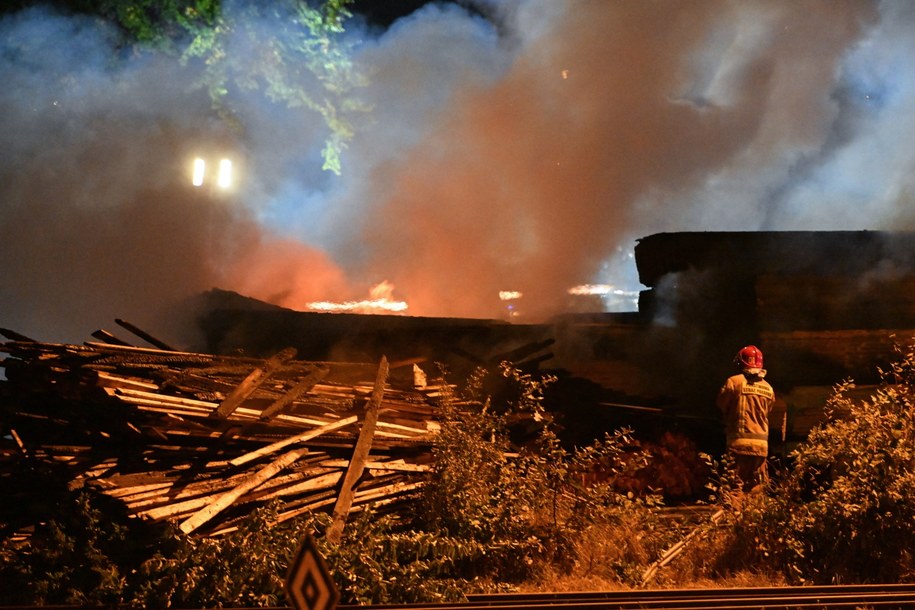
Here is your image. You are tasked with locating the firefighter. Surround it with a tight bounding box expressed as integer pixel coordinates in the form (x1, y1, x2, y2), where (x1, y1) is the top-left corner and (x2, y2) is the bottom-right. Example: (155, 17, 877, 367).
(716, 345, 779, 492)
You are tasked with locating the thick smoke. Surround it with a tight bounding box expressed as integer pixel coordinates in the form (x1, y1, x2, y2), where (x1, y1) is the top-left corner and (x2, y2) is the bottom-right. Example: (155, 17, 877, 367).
(3, 0, 913, 344)
(0, 6, 349, 344)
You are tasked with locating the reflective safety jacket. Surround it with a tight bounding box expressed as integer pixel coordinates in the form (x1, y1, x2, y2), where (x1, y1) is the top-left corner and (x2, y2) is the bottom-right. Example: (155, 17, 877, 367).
(716, 371, 776, 457)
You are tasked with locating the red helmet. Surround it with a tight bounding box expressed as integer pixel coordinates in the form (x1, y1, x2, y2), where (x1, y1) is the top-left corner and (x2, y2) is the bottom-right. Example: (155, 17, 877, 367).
(736, 345, 764, 372)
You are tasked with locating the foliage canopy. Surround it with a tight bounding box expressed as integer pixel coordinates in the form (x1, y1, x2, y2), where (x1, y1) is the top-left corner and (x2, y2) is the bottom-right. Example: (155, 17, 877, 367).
(6, 0, 365, 174)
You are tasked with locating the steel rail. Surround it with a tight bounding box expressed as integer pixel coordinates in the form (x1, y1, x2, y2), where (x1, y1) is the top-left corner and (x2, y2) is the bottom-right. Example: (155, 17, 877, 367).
(466, 582, 915, 604)
(336, 583, 915, 610)
(4, 584, 915, 610)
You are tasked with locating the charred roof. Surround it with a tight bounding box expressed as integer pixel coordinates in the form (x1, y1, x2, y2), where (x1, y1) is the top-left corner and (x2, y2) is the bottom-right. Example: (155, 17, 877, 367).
(635, 231, 915, 288)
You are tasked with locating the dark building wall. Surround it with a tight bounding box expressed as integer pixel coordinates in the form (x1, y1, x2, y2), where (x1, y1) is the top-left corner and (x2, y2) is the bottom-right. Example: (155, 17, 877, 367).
(634, 231, 915, 385)
(188, 231, 915, 452)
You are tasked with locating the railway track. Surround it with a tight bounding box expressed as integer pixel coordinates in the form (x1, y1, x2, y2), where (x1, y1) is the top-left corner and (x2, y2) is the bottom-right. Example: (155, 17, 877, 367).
(4, 584, 915, 609)
(341, 583, 915, 610)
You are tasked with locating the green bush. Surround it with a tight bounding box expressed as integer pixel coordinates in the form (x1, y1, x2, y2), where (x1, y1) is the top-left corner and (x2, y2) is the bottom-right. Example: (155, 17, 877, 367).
(413, 364, 658, 586)
(132, 503, 312, 608)
(0, 493, 129, 605)
(321, 510, 477, 604)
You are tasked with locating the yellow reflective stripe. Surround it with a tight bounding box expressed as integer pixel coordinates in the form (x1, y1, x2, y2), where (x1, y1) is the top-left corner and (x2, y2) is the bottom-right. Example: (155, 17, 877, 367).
(729, 437, 768, 450)
(741, 384, 773, 399)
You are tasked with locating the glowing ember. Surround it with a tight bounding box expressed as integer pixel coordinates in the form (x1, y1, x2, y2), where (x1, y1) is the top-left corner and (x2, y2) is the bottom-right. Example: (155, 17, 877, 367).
(499, 290, 523, 301)
(568, 284, 613, 296)
(307, 280, 408, 314)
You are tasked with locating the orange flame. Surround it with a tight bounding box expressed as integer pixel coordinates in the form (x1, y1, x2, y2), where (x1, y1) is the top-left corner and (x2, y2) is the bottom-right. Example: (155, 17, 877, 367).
(307, 280, 408, 314)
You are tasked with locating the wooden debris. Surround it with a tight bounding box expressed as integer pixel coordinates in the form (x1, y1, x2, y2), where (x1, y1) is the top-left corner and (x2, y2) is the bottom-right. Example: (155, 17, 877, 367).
(179, 448, 309, 534)
(0, 334, 447, 540)
(229, 415, 359, 467)
(9, 429, 27, 457)
(213, 347, 298, 418)
(640, 508, 724, 586)
(92, 329, 133, 346)
(115, 318, 177, 351)
(0, 328, 36, 342)
(259, 365, 329, 421)
(327, 356, 389, 544)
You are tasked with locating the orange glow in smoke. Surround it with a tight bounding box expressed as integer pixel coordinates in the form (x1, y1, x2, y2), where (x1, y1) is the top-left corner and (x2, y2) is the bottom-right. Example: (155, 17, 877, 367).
(307, 280, 408, 313)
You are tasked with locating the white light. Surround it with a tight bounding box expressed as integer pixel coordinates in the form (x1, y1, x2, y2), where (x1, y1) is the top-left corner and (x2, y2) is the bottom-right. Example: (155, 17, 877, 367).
(192, 158, 206, 187)
(499, 291, 523, 301)
(217, 159, 232, 189)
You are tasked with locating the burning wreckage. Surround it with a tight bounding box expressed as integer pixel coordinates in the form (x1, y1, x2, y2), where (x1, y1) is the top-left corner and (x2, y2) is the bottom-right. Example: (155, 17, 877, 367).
(3, 230, 915, 540)
(0, 336, 443, 543)
(0, 300, 566, 544)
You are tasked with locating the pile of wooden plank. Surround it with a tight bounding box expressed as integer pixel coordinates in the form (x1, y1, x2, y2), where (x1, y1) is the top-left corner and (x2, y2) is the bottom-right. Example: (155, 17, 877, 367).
(0, 323, 451, 540)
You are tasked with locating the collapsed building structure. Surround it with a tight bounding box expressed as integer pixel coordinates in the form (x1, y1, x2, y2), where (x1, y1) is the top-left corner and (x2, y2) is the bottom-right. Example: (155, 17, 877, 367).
(189, 230, 915, 453)
(3, 230, 914, 539)
(0, 336, 447, 541)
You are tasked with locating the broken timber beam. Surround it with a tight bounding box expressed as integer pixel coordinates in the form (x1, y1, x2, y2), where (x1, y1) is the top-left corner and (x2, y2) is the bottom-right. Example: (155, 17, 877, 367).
(81, 341, 278, 367)
(640, 508, 724, 586)
(353, 480, 424, 505)
(0, 328, 36, 342)
(9, 429, 28, 457)
(212, 347, 297, 418)
(318, 459, 431, 473)
(115, 318, 177, 351)
(91, 329, 133, 347)
(326, 356, 389, 544)
(258, 365, 329, 421)
(178, 447, 308, 534)
(229, 415, 359, 467)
